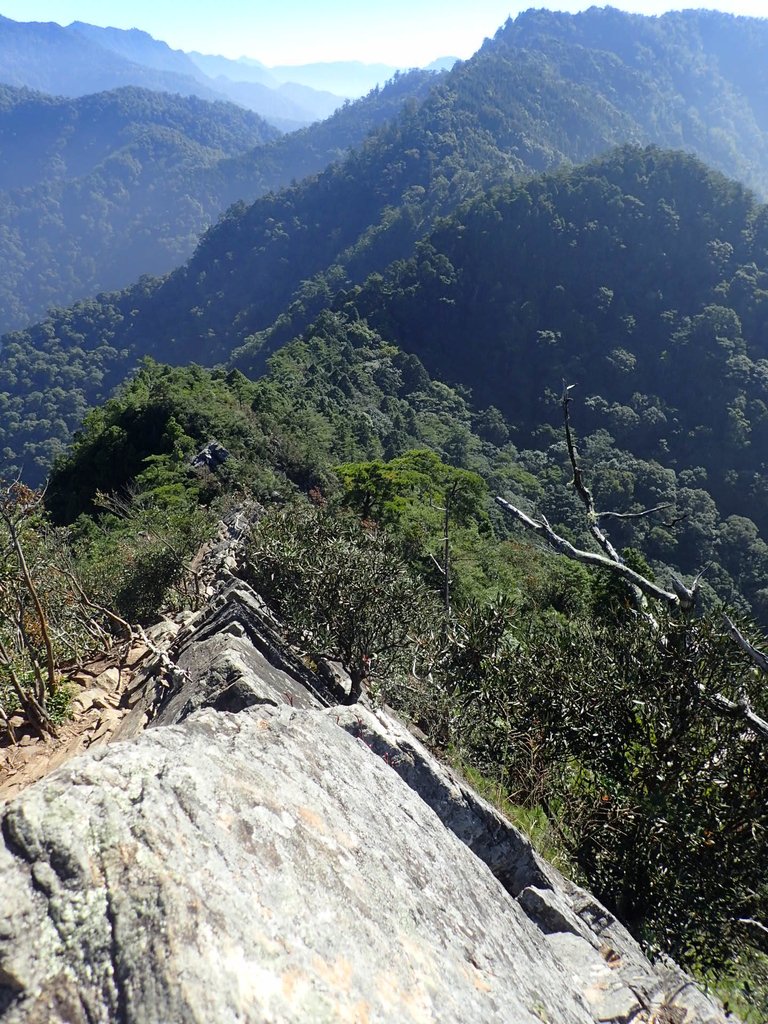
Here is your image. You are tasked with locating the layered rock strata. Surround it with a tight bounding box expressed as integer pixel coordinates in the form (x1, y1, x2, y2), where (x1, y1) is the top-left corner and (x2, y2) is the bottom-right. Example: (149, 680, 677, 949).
(0, 518, 730, 1023)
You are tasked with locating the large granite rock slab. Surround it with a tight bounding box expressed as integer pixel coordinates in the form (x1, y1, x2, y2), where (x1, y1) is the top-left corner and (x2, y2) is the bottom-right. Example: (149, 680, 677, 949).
(0, 562, 730, 1023)
(2, 704, 595, 1024)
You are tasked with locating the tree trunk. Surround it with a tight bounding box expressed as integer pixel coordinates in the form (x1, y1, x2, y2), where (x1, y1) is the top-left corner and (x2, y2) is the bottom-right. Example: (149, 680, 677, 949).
(345, 666, 366, 705)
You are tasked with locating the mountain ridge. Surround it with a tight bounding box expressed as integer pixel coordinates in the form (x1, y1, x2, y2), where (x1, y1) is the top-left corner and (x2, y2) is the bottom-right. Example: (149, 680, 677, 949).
(0, 15, 439, 125)
(0, 519, 731, 1023)
(5, 10, 768, 616)
(0, 14, 226, 104)
(0, 70, 436, 335)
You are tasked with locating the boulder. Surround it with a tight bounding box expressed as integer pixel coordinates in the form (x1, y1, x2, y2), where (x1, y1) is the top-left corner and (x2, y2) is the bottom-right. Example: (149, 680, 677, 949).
(189, 440, 230, 472)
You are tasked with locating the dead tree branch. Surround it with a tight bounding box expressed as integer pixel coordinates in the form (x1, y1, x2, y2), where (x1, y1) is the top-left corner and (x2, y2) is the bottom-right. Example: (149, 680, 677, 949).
(495, 497, 768, 739)
(496, 386, 768, 743)
(429, 480, 459, 618)
(0, 701, 16, 744)
(0, 482, 57, 696)
(55, 566, 133, 643)
(0, 635, 55, 739)
(722, 613, 768, 674)
(598, 504, 675, 522)
(701, 688, 768, 742)
(562, 384, 623, 565)
(737, 918, 768, 940)
(494, 495, 684, 607)
(559, 385, 686, 611)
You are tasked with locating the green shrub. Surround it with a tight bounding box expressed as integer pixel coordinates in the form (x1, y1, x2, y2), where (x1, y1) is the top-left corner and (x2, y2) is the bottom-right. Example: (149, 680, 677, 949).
(245, 501, 441, 702)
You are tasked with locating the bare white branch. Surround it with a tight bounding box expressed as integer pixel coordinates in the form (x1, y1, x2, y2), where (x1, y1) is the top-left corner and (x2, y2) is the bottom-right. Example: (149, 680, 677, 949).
(597, 503, 674, 523)
(722, 613, 768, 674)
(494, 495, 681, 606)
(737, 918, 768, 939)
(700, 688, 768, 742)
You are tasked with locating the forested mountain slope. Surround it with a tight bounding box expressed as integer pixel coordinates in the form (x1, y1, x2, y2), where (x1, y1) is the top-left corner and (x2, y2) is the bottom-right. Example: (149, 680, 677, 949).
(12, 5, 768, 376)
(336, 146, 768, 614)
(7, 146, 768, 626)
(0, 71, 435, 335)
(0, 84, 276, 192)
(0, 85, 276, 334)
(5, 11, 768, 1006)
(204, 69, 441, 211)
(7, 9, 768, 550)
(66, 22, 214, 84)
(484, 7, 768, 198)
(161, 6, 768, 363)
(349, 146, 766, 484)
(2, 276, 765, 1022)
(3, 4, 768, 344)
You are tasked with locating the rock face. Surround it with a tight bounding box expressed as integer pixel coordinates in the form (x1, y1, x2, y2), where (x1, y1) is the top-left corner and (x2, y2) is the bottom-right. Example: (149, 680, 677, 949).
(0, 523, 729, 1023)
(189, 439, 230, 473)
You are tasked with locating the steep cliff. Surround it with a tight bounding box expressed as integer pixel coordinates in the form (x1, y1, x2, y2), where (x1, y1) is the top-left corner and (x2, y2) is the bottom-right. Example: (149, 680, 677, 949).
(0, 517, 730, 1023)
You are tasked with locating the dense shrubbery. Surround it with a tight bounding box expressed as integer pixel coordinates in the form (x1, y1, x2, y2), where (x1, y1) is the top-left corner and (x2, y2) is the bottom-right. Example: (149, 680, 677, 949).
(244, 503, 439, 703)
(438, 603, 768, 970)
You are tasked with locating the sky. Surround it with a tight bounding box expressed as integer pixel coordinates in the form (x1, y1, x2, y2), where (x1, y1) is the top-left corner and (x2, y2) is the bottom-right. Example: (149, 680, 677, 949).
(1, 1, 767, 66)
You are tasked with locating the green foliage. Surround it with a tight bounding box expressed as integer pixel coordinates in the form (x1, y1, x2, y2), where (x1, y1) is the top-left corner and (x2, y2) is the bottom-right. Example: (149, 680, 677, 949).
(244, 502, 440, 700)
(19, 244, 768, 1007)
(6, 16, 768, 999)
(44, 336, 599, 637)
(335, 449, 498, 605)
(591, 547, 656, 621)
(712, 952, 768, 1022)
(337, 449, 487, 528)
(47, 359, 245, 523)
(45, 682, 74, 725)
(426, 600, 768, 981)
(74, 496, 214, 624)
(342, 147, 768, 619)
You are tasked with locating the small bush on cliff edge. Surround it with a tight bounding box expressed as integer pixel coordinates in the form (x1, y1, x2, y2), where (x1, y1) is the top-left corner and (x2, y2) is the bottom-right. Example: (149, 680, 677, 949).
(244, 501, 441, 703)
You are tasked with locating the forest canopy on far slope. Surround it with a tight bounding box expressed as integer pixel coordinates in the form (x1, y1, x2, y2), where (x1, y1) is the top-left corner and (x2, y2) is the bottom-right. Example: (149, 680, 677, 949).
(5, 146, 768, 612)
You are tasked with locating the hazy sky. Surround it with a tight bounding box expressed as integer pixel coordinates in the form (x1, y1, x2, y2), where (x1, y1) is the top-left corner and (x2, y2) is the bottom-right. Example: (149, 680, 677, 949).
(1, 1, 767, 65)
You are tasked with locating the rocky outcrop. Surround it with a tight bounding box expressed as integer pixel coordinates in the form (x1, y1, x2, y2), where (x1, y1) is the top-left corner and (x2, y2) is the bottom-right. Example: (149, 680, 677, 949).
(0, 518, 730, 1023)
(189, 439, 230, 473)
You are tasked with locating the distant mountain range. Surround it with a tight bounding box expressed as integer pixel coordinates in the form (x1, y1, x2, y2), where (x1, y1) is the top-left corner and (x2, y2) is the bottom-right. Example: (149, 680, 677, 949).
(6, 3, 768, 565)
(0, 15, 454, 127)
(188, 52, 414, 99)
(0, 70, 438, 334)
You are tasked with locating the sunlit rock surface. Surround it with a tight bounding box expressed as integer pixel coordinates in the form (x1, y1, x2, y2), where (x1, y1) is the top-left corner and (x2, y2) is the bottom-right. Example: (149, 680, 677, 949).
(0, 522, 729, 1023)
